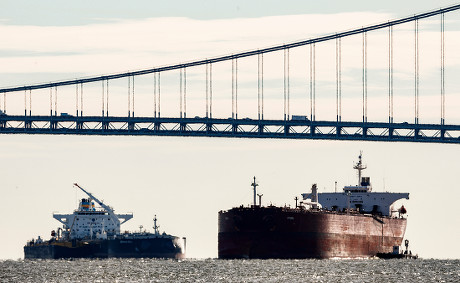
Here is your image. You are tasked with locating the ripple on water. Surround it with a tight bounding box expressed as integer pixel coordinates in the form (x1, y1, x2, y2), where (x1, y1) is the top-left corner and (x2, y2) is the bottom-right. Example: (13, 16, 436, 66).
(0, 258, 459, 283)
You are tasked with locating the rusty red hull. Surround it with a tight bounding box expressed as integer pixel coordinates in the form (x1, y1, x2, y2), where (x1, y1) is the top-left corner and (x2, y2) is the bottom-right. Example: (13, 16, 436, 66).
(218, 206, 407, 259)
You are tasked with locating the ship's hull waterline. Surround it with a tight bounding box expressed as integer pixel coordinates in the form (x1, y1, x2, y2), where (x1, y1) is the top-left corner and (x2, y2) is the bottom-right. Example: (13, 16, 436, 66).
(24, 237, 185, 259)
(218, 207, 406, 259)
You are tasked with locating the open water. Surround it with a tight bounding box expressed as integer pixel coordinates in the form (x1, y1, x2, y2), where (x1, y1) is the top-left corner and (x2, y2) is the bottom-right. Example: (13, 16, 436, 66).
(0, 258, 458, 282)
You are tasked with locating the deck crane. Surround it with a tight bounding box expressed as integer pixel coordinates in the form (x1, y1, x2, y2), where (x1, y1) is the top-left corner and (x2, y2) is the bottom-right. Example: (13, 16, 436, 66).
(73, 183, 133, 233)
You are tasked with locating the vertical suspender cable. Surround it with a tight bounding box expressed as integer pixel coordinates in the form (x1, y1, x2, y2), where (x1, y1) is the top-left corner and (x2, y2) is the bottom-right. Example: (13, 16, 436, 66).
(284, 49, 287, 121)
(258, 53, 261, 120)
(158, 72, 161, 118)
(55, 86, 57, 116)
(283, 48, 291, 120)
(24, 90, 27, 116)
(80, 83, 83, 116)
(132, 76, 135, 117)
(339, 37, 342, 122)
(261, 53, 264, 120)
(106, 79, 109, 117)
(232, 59, 235, 119)
(210, 63, 213, 119)
(335, 37, 343, 122)
(154, 73, 157, 118)
(362, 31, 368, 123)
(184, 68, 187, 118)
(287, 48, 290, 120)
(236, 59, 239, 119)
(50, 87, 52, 116)
(180, 68, 183, 118)
(389, 24, 394, 123)
(365, 32, 368, 123)
(415, 19, 419, 124)
(313, 43, 316, 121)
(102, 79, 105, 116)
(206, 63, 209, 118)
(441, 13, 445, 125)
(128, 76, 131, 117)
(76, 84, 79, 116)
(362, 31, 365, 123)
(336, 37, 339, 122)
(310, 44, 313, 121)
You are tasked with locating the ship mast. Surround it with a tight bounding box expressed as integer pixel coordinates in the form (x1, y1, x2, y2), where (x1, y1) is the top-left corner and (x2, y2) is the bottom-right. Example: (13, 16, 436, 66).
(153, 215, 160, 235)
(251, 177, 259, 207)
(353, 152, 367, 185)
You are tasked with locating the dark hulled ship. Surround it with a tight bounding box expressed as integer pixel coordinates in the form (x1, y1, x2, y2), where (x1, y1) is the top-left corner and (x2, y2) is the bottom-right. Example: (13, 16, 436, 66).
(24, 183, 185, 259)
(218, 154, 409, 259)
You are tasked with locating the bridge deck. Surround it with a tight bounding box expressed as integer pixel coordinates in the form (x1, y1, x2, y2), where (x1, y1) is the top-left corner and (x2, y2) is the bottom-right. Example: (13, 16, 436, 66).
(1, 115, 458, 144)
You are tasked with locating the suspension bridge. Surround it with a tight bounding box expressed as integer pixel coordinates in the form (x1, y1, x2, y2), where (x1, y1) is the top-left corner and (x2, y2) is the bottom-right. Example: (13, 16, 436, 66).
(1, 4, 460, 144)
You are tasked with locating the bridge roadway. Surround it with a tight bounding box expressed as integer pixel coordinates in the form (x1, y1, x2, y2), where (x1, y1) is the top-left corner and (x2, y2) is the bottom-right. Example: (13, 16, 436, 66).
(0, 115, 458, 144)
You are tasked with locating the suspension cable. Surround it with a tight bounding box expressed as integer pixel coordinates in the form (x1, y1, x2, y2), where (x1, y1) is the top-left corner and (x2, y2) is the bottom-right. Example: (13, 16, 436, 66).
(258, 53, 261, 120)
(339, 37, 342, 122)
(336, 37, 339, 122)
(158, 72, 161, 117)
(210, 63, 213, 119)
(362, 31, 368, 123)
(76, 84, 79, 116)
(415, 19, 419, 124)
(441, 13, 445, 125)
(389, 24, 394, 123)
(184, 68, 187, 118)
(50, 87, 52, 116)
(54, 86, 57, 116)
(128, 76, 131, 117)
(102, 79, 105, 116)
(232, 59, 235, 119)
(24, 89, 27, 116)
(29, 89, 31, 116)
(206, 63, 209, 118)
(236, 58, 238, 119)
(154, 73, 157, 118)
(106, 79, 109, 117)
(180, 68, 183, 118)
(132, 76, 135, 117)
(80, 83, 83, 116)
(261, 53, 264, 120)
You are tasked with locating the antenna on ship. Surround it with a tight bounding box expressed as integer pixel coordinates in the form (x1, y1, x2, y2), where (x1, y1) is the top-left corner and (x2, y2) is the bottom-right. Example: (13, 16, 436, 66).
(353, 151, 367, 185)
(153, 215, 160, 235)
(251, 177, 259, 207)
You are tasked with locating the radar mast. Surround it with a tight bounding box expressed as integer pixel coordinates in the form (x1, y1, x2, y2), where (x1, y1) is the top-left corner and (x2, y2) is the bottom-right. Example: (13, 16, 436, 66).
(353, 151, 367, 185)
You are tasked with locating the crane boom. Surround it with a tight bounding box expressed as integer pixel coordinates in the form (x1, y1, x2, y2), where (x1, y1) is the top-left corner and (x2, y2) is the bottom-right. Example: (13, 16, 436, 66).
(73, 183, 119, 222)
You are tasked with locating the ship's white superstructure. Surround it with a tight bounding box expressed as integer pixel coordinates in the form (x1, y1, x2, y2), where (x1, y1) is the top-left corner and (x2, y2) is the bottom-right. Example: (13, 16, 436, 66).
(53, 183, 133, 239)
(303, 153, 409, 216)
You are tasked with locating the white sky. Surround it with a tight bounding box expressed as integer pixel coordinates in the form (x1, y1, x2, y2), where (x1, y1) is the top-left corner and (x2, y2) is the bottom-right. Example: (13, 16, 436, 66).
(0, 0, 459, 260)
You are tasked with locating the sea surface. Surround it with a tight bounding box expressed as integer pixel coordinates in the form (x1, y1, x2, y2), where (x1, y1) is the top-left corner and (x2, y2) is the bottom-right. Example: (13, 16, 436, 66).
(1, 258, 458, 282)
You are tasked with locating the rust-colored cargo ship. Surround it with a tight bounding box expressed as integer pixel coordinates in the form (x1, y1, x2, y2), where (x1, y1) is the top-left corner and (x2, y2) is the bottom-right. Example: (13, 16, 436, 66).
(218, 153, 409, 259)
